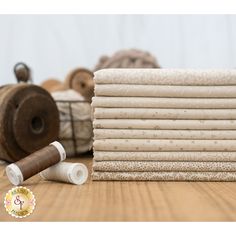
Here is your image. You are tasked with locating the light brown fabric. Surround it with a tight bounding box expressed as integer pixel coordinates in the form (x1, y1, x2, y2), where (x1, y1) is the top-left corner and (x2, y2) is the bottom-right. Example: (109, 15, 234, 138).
(95, 84, 236, 98)
(94, 108, 236, 119)
(93, 161, 236, 172)
(92, 97, 236, 109)
(94, 69, 236, 85)
(94, 151, 236, 162)
(92, 171, 236, 181)
(93, 119, 236, 130)
(94, 129, 236, 140)
(93, 139, 236, 151)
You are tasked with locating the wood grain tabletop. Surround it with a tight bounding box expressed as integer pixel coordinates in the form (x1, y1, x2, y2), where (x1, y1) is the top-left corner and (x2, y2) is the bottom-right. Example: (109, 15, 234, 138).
(1, 155, 236, 222)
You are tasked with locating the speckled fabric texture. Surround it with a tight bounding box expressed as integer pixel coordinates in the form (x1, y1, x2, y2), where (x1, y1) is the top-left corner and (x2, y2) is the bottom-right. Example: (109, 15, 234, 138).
(92, 69, 236, 181)
(94, 129, 236, 140)
(94, 151, 236, 162)
(95, 84, 236, 98)
(94, 69, 236, 85)
(93, 139, 236, 151)
(93, 161, 236, 172)
(94, 108, 236, 120)
(92, 97, 236, 109)
(93, 119, 236, 130)
(92, 171, 236, 181)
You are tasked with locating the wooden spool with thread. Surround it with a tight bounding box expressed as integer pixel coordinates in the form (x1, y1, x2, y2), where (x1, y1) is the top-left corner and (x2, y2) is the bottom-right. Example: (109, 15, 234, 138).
(0, 83, 60, 163)
(41, 68, 94, 102)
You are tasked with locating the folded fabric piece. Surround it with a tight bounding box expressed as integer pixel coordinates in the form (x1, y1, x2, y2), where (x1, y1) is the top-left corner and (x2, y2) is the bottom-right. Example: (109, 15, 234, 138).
(94, 129, 236, 140)
(94, 108, 236, 120)
(93, 161, 236, 172)
(93, 119, 236, 130)
(92, 97, 236, 109)
(93, 69, 236, 182)
(93, 139, 236, 151)
(95, 84, 236, 98)
(94, 151, 236, 162)
(94, 69, 236, 85)
(92, 171, 236, 181)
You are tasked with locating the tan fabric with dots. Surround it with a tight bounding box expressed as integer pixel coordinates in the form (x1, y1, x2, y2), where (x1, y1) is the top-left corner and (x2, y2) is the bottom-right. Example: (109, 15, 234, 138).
(93, 160, 236, 172)
(93, 139, 236, 152)
(92, 171, 236, 181)
(92, 69, 236, 181)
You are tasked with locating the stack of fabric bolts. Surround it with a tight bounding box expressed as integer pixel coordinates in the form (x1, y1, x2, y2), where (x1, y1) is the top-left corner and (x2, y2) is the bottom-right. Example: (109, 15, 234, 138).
(92, 69, 236, 181)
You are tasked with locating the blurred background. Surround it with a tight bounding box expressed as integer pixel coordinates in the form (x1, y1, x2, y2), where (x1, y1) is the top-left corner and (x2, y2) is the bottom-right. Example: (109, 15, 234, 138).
(0, 14, 236, 84)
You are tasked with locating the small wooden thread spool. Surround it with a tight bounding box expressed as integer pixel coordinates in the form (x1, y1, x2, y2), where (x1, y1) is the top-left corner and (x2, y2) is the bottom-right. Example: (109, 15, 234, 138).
(6, 141, 66, 185)
(64, 68, 94, 102)
(41, 68, 94, 102)
(14, 62, 32, 83)
(40, 162, 88, 185)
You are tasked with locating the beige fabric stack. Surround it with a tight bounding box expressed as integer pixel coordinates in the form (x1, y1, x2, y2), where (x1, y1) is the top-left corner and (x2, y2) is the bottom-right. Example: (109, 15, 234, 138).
(92, 69, 236, 181)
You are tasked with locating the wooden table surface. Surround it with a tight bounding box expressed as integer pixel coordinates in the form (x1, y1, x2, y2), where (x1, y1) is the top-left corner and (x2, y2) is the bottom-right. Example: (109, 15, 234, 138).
(1, 155, 236, 222)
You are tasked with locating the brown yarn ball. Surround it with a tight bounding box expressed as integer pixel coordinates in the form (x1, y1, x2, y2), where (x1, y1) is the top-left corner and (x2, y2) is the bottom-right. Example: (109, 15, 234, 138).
(94, 49, 161, 71)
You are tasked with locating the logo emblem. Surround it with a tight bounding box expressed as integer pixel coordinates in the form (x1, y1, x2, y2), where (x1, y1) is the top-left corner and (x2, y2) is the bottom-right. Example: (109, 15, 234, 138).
(4, 186, 36, 218)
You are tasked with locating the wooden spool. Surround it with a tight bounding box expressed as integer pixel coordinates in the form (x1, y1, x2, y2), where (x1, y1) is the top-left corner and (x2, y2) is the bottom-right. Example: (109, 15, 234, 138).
(0, 84, 60, 163)
(41, 68, 94, 102)
(14, 62, 32, 83)
(65, 68, 94, 102)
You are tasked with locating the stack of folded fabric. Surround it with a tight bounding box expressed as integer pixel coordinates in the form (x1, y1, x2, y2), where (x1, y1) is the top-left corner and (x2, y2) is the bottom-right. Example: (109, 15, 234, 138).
(92, 69, 236, 181)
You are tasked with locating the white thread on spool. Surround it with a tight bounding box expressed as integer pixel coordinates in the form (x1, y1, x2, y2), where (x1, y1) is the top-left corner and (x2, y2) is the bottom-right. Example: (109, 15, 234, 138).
(50, 141, 66, 161)
(5, 164, 24, 186)
(40, 162, 88, 185)
(6, 141, 66, 186)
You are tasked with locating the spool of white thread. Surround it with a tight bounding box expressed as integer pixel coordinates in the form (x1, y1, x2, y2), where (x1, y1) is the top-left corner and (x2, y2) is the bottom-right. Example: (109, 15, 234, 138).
(40, 162, 88, 185)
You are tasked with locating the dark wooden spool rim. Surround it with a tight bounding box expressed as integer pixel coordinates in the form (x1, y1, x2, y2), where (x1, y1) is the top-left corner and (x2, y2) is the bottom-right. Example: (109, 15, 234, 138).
(0, 84, 60, 162)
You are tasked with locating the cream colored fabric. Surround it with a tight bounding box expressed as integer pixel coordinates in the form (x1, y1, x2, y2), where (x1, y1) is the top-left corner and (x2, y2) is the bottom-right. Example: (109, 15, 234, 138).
(52, 90, 93, 156)
(92, 171, 236, 181)
(94, 129, 236, 140)
(93, 139, 236, 151)
(94, 151, 236, 162)
(92, 69, 236, 182)
(94, 108, 236, 119)
(93, 119, 236, 130)
(92, 97, 236, 109)
(95, 84, 236, 98)
(93, 161, 236, 172)
(94, 69, 236, 85)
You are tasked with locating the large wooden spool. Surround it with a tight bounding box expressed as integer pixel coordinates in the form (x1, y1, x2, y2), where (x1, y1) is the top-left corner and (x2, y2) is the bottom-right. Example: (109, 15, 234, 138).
(0, 84, 59, 163)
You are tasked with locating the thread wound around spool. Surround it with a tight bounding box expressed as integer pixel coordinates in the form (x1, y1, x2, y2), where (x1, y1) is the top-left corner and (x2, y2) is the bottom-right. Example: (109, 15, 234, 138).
(40, 162, 88, 185)
(6, 164, 24, 186)
(68, 163, 88, 185)
(0, 84, 60, 162)
(50, 141, 66, 161)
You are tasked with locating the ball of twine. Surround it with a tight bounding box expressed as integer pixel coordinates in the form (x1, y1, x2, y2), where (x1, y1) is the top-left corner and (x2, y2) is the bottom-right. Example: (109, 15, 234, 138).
(94, 49, 161, 71)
